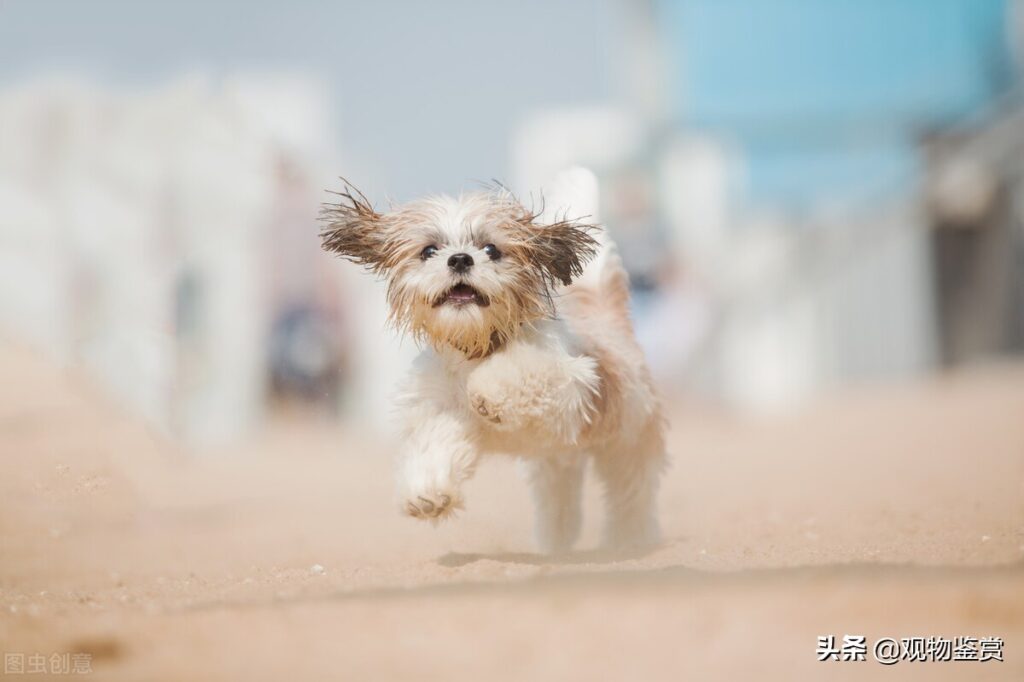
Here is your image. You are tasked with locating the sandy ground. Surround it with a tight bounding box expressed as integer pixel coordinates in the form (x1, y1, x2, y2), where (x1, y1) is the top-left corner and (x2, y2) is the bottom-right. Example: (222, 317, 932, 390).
(1, 345, 1022, 681)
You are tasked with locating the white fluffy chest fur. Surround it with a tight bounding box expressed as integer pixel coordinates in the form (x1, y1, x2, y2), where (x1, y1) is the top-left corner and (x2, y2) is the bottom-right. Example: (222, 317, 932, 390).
(409, 320, 602, 457)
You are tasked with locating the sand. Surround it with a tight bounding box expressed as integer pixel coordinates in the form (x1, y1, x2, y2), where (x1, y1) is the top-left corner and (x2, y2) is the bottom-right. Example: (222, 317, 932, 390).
(1, 345, 1022, 680)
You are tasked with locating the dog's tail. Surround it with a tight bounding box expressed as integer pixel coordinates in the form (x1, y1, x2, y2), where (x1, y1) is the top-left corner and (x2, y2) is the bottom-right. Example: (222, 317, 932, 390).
(542, 167, 630, 316)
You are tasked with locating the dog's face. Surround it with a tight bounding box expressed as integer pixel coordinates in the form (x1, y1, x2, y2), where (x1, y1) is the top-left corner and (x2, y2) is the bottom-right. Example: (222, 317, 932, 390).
(321, 184, 598, 357)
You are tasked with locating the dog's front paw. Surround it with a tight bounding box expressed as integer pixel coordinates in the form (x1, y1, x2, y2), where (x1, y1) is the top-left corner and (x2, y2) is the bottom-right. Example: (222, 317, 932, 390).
(469, 391, 504, 425)
(466, 367, 525, 432)
(397, 435, 478, 523)
(401, 486, 463, 522)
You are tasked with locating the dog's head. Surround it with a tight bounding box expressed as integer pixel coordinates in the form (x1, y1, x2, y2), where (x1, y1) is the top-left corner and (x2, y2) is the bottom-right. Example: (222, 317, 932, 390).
(320, 181, 599, 357)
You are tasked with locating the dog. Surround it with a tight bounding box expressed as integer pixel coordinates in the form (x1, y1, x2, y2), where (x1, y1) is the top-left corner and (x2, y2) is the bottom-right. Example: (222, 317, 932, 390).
(320, 168, 665, 552)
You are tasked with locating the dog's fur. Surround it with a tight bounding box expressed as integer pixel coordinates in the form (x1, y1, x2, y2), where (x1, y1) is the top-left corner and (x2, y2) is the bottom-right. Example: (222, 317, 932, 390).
(320, 168, 665, 552)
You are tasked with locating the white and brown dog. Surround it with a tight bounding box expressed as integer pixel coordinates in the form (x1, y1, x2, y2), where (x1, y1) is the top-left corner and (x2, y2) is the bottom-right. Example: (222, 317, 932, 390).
(321, 168, 665, 552)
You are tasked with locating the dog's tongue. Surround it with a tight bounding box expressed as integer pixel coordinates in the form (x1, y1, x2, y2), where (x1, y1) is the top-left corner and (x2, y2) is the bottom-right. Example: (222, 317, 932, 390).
(448, 284, 477, 302)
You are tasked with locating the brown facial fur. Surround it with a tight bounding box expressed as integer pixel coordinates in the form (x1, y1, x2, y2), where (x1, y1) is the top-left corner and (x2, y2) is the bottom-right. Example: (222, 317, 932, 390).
(319, 181, 600, 357)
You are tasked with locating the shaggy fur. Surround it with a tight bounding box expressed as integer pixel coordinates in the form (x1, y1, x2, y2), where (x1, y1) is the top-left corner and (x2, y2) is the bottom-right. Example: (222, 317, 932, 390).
(320, 168, 666, 552)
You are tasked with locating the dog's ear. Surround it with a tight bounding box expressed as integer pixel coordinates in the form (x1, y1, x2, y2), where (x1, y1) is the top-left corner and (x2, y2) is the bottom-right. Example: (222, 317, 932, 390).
(320, 181, 389, 273)
(523, 216, 600, 286)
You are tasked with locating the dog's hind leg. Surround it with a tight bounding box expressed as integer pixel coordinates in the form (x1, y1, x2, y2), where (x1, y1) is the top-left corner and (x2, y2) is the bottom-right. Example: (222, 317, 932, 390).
(593, 422, 665, 550)
(522, 454, 586, 554)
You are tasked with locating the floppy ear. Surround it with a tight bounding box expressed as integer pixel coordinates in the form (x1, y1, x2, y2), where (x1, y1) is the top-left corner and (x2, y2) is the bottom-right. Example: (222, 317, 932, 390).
(319, 181, 389, 273)
(524, 216, 600, 286)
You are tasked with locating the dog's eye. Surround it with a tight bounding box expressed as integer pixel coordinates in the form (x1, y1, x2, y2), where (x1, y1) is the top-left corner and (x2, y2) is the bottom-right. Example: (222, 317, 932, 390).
(483, 244, 501, 261)
(420, 245, 439, 260)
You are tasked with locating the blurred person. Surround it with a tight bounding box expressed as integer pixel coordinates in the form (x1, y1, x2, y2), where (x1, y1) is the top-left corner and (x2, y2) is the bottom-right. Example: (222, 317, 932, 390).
(264, 152, 349, 407)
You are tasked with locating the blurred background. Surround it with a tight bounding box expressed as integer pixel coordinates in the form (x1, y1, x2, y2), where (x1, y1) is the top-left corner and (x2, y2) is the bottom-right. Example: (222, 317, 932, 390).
(3, 3, 1024, 679)
(1, 0, 1023, 445)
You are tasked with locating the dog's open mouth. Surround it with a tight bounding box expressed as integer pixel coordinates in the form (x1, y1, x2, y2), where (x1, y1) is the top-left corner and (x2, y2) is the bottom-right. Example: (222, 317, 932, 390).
(434, 283, 489, 308)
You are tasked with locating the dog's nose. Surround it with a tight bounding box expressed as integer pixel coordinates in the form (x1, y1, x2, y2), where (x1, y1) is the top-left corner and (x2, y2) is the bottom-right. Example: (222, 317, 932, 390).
(447, 252, 474, 274)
